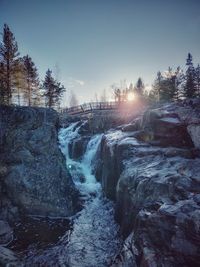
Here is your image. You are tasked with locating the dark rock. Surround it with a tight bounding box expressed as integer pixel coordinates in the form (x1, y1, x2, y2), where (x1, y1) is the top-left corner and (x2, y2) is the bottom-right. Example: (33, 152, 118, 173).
(97, 131, 135, 200)
(122, 123, 138, 132)
(0, 105, 79, 218)
(187, 124, 200, 149)
(114, 150, 200, 266)
(0, 246, 22, 267)
(111, 233, 138, 267)
(71, 136, 91, 160)
(77, 120, 90, 134)
(0, 220, 13, 245)
(141, 109, 194, 148)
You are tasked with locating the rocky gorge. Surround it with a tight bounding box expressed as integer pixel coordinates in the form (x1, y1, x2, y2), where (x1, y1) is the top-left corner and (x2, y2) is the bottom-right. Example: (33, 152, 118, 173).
(0, 100, 200, 266)
(65, 99, 200, 266)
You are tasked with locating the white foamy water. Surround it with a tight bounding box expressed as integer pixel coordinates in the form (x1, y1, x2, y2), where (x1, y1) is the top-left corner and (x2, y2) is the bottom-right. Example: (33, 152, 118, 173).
(58, 122, 122, 267)
(59, 122, 102, 196)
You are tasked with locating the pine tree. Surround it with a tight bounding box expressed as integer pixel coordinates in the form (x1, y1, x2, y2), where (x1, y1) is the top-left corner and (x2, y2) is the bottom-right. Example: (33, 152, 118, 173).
(150, 71, 162, 101)
(195, 64, 200, 97)
(0, 62, 6, 104)
(23, 55, 39, 106)
(183, 53, 196, 98)
(134, 77, 145, 96)
(55, 81, 65, 110)
(42, 69, 65, 109)
(43, 69, 55, 107)
(163, 67, 183, 101)
(173, 67, 184, 100)
(13, 58, 26, 105)
(0, 24, 19, 104)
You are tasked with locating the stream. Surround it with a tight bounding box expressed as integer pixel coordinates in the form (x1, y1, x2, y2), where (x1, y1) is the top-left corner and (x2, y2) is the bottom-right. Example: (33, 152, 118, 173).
(58, 122, 122, 266)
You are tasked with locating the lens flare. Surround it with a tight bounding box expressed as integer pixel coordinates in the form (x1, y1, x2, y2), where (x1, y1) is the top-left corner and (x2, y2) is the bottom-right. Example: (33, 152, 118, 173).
(127, 92, 135, 101)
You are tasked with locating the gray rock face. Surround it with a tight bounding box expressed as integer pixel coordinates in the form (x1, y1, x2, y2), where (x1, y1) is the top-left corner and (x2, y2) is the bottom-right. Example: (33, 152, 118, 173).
(0, 105, 79, 218)
(96, 101, 200, 266)
(0, 246, 22, 267)
(0, 220, 13, 245)
(139, 107, 194, 148)
(187, 124, 200, 149)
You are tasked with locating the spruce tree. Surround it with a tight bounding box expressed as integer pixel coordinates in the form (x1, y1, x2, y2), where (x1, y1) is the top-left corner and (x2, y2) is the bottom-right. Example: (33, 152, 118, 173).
(163, 67, 183, 101)
(173, 67, 184, 100)
(23, 55, 39, 106)
(134, 77, 145, 96)
(55, 81, 65, 110)
(0, 24, 19, 104)
(0, 62, 6, 104)
(150, 71, 162, 101)
(43, 69, 65, 109)
(195, 64, 200, 97)
(184, 53, 196, 98)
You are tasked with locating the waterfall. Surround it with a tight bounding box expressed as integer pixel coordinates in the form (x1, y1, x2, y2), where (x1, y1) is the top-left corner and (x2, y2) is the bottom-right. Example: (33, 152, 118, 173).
(59, 122, 81, 161)
(25, 123, 122, 267)
(59, 123, 102, 196)
(59, 122, 122, 266)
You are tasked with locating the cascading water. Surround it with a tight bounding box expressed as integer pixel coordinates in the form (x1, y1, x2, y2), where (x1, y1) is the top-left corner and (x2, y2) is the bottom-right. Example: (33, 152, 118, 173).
(59, 122, 102, 196)
(58, 122, 122, 267)
(24, 122, 122, 266)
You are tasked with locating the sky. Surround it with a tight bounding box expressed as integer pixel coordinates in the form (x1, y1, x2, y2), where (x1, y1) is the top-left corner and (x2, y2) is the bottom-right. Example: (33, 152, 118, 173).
(0, 0, 200, 106)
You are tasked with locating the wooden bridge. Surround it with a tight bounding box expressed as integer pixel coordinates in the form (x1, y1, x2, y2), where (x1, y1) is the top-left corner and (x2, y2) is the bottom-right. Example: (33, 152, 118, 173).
(61, 101, 120, 115)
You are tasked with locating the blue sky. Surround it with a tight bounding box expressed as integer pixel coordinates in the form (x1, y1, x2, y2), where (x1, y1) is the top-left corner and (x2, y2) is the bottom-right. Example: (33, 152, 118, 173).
(1, 0, 200, 105)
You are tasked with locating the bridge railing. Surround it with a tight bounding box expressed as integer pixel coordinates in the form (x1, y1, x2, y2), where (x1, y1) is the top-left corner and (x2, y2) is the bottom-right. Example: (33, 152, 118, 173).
(61, 101, 119, 115)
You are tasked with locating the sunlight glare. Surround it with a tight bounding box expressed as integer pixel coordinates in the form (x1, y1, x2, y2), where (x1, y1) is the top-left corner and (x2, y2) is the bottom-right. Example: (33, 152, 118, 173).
(127, 92, 135, 101)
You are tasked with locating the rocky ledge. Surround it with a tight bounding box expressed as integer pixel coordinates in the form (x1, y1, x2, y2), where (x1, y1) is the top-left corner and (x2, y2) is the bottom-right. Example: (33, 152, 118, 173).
(0, 105, 79, 220)
(94, 100, 200, 266)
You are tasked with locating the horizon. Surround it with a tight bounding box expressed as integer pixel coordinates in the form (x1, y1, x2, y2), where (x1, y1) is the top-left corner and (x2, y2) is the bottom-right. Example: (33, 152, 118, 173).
(1, 0, 200, 106)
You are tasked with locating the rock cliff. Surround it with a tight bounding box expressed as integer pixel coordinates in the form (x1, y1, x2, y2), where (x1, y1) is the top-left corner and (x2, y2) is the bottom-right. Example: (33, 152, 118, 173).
(95, 100, 200, 266)
(0, 105, 79, 219)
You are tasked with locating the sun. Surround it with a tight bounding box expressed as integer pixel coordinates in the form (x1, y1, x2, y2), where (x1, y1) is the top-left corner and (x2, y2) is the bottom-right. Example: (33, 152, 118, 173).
(127, 92, 135, 101)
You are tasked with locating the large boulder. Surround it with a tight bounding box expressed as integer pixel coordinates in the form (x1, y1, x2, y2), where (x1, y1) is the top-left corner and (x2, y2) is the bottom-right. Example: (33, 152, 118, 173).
(95, 131, 138, 199)
(140, 108, 194, 148)
(0, 105, 79, 218)
(70, 136, 91, 160)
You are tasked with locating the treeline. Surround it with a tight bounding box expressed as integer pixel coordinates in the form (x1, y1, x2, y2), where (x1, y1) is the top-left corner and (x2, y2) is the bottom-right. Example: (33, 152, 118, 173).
(111, 53, 200, 103)
(112, 78, 145, 102)
(0, 24, 65, 109)
(150, 53, 200, 102)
